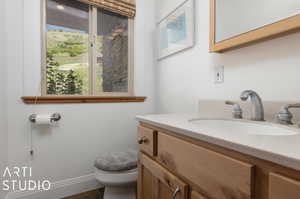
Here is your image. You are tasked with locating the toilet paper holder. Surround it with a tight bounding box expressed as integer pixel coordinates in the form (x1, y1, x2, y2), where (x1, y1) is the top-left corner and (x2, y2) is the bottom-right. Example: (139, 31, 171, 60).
(29, 113, 61, 123)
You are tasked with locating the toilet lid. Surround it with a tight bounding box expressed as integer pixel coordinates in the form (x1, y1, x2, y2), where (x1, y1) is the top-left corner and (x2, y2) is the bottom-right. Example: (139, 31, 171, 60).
(94, 149, 138, 172)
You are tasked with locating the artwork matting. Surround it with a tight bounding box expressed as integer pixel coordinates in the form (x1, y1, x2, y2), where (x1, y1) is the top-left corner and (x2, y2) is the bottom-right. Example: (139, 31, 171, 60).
(157, 0, 195, 60)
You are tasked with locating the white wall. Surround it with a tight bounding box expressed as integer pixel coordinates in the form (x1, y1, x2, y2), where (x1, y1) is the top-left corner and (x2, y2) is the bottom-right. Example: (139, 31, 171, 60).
(156, 0, 300, 113)
(0, 0, 8, 198)
(3, 0, 155, 195)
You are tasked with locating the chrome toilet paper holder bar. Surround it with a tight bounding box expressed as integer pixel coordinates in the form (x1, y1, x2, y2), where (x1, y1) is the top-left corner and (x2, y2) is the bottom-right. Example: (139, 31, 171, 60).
(29, 113, 62, 123)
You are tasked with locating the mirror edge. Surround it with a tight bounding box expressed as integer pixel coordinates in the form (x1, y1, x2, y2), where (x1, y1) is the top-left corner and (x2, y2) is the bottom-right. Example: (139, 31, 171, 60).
(209, 0, 300, 53)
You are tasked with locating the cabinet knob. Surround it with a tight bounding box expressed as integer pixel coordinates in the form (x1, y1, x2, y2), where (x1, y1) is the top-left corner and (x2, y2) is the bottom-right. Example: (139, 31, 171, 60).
(138, 136, 148, 144)
(172, 187, 180, 199)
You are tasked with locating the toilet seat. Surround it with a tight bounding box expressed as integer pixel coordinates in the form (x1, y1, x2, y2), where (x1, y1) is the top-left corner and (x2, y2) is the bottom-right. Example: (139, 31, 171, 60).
(94, 150, 138, 172)
(94, 167, 138, 186)
(94, 150, 138, 199)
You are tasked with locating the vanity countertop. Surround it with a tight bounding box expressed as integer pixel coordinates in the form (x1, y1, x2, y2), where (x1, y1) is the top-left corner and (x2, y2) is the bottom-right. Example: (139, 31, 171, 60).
(136, 113, 300, 172)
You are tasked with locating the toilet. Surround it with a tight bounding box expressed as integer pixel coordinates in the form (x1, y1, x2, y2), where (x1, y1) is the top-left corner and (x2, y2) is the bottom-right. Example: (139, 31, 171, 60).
(94, 150, 138, 199)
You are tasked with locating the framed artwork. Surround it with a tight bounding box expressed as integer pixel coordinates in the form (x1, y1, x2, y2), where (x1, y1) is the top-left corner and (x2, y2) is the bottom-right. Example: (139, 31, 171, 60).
(157, 0, 195, 60)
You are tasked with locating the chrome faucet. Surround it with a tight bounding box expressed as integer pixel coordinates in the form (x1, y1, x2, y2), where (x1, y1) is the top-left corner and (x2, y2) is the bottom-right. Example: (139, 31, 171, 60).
(240, 90, 265, 121)
(277, 103, 300, 125)
(225, 101, 243, 119)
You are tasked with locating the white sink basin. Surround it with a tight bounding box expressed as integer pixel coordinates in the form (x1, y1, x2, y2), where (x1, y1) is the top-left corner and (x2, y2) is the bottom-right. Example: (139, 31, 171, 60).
(189, 119, 300, 136)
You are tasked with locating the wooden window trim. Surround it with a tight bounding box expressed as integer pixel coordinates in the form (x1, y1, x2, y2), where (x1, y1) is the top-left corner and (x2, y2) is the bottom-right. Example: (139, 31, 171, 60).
(21, 96, 146, 104)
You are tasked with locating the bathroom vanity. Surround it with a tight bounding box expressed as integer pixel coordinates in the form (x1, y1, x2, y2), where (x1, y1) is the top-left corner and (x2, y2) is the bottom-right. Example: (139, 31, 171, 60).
(136, 114, 300, 199)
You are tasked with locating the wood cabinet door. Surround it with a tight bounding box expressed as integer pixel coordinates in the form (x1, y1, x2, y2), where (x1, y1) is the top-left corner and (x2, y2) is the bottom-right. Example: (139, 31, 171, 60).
(269, 173, 300, 199)
(139, 153, 189, 199)
(138, 157, 155, 199)
(157, 132, 254, 199)
(190, 191, 207, 199)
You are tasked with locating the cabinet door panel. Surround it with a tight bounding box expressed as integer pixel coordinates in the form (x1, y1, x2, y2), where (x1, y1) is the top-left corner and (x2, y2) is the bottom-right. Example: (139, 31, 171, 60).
(191, 191, 207, 199)
(157, 132, 254, 199)
(269, 173, 300, 199)
(159, 182, 173, 198)
(140, 153, 189, 199)
(138, 158, 155, 199)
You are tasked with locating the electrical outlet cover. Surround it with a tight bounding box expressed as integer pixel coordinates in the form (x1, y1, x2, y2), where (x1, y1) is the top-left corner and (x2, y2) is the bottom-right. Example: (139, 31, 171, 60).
(214, 65, 224, 84)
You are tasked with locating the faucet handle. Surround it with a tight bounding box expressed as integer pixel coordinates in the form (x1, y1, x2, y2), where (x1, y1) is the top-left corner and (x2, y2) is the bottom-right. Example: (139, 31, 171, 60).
(277, 103, 300, 125)
(286, 103, 300, 109)
(225, 101, 243, 119)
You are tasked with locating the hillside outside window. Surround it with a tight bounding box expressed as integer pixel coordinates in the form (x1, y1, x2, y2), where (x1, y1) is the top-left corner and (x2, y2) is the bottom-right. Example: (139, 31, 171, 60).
(43, 0, 134, 96)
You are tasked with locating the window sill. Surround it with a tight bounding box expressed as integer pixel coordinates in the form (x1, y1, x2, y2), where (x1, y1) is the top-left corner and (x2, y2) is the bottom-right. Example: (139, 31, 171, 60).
(21, 96, 147, 104)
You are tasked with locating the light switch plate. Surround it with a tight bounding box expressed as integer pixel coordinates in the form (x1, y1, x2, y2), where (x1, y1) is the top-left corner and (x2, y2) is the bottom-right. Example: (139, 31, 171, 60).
(214, 65, 224, 84)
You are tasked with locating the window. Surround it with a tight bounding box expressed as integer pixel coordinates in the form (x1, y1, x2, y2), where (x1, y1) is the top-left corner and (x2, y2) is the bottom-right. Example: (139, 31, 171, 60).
(43, 0, 133, 96)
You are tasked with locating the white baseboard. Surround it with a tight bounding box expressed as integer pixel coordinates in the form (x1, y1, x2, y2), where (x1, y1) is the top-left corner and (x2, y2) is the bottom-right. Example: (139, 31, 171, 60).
(5, 174, 103, 199)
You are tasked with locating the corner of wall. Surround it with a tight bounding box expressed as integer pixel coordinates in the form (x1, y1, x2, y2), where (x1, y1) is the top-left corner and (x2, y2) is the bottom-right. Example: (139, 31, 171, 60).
(0, 0, 9, 197)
